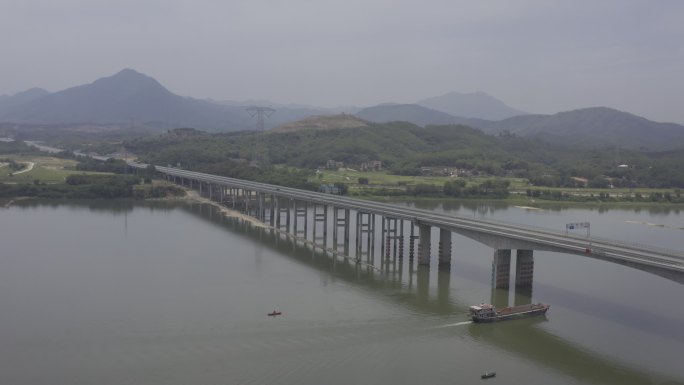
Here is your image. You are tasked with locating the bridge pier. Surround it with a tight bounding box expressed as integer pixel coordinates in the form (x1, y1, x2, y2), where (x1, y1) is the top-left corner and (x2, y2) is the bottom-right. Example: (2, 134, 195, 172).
(492, 249, 511, 288)
(399, 220, 404, 259)
(438, 228, 452, 270)
(313, 204, 327, 245)
(492, 249, 535, 290)
(355, 212, 374, 261)
(293, 200, 307, 236)
(333, 207, 349, 252)
(382, 217, 400, 260)
(409, 222, 416, 262)
(515, 249, 534, 287)
(417, 224, 431, 266)
(269, 194, 275, 227)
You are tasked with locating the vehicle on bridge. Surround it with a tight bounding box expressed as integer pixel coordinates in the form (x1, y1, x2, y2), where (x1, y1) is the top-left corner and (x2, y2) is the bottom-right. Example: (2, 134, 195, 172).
(469, 303, 549, 323)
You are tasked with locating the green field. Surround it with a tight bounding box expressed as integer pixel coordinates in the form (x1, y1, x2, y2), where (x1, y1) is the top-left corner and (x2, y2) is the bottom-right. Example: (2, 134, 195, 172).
(313, 169, 524, 193)
(311, 169, 681, 203)
(0, 156, 106, 184)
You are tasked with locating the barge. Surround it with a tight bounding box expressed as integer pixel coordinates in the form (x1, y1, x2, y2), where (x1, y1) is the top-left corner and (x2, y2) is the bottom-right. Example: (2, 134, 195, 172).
(469, 303, 549, 323)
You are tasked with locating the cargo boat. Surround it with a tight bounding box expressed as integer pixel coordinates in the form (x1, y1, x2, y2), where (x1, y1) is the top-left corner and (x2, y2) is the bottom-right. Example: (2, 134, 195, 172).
(469, 303, 549, 323)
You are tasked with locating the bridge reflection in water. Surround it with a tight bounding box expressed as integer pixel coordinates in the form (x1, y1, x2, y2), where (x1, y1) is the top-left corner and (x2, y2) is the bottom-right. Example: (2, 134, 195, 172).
(177, 178, 549, 295)
(146, 164, 684, 285)
(186, 203, 679, 385)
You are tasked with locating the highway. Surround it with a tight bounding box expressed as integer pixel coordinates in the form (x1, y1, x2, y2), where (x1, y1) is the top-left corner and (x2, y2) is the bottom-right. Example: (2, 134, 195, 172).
(130, 162, 684, 276)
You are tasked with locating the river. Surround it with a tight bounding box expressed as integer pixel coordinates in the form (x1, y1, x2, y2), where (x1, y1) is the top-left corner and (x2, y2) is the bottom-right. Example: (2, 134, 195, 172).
(0, 200, 682, 385)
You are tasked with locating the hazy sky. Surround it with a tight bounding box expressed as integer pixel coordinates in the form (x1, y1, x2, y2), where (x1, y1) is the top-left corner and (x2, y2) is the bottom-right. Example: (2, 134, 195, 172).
(2, 0, 684, 123)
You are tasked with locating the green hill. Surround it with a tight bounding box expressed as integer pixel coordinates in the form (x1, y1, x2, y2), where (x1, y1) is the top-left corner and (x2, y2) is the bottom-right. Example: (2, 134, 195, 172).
(125, 122, 684, 189)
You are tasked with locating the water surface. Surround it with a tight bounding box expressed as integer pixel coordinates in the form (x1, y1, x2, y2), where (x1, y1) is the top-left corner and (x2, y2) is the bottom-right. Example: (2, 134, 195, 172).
(1, 200, 682, 384)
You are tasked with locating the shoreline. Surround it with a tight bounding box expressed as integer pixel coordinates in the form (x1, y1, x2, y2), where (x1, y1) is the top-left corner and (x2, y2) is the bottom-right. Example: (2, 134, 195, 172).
(357, 194, 684, 208)
(179, 188, 268, 229)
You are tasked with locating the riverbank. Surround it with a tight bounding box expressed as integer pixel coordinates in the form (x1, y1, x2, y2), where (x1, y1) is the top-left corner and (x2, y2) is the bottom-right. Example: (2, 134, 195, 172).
(177, 188, 268, 228)
(358, 193, 684, 209)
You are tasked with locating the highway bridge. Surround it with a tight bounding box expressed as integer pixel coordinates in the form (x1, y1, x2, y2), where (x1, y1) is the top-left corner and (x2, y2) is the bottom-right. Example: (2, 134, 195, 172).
(130, 162, 684, 285)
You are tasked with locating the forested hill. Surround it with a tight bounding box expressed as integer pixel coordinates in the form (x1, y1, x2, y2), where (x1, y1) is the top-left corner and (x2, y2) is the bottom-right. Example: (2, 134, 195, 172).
(125, 123, 684, 188)
(477, 107, 684, 151)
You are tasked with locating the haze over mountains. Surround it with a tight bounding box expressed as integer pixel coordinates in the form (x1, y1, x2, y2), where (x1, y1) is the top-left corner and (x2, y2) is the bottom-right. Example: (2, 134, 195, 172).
(1, 69, 683, 151)
(418, 91, 527, 120)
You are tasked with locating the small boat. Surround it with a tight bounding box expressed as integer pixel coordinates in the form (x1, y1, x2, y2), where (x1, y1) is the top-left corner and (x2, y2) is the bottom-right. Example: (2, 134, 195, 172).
(469, 302, 549, 323)
(481, 372, 496, 379)
(268, 311, 282, 317)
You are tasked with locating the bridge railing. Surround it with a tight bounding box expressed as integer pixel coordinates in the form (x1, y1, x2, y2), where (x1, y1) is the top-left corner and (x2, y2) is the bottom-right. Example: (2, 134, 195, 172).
(393, 202, 684, 259)
(148, 164, 684, 260)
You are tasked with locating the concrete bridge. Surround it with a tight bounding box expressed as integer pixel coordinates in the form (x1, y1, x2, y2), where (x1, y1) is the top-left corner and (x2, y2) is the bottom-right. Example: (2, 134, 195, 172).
(132, 163, 684, 286)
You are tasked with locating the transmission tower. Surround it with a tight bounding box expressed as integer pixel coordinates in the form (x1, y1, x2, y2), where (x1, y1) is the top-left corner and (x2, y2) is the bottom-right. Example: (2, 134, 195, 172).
(245, 106, 276, 131)
(245, 106, 275, 165)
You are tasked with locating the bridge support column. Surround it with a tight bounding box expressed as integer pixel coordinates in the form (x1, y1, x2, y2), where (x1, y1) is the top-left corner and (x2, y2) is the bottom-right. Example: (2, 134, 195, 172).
(417, 224, 431, 266)
(355, 212, 374, 262)
(343, 209, 350, 255)
(381, 217, 386, 258)
(492, 249, 511, 288)
(286, 199, 292, 232)
(409, 222, 416, 261)
(262, 193, 267, 221)
(277, 198, 289, 230)
(515, 250, 534, 287)
(382, 217, 397, 260)
(333, 207, 339, 248)
(324, 205, 329, 245)
(313, 204, 327, 244)
(294, 200, 304, 235)
(304, 202, 309, 238)
(399, 220, 404, 259)
(269, 194, 275, 227)
(438, 228, 452, 269)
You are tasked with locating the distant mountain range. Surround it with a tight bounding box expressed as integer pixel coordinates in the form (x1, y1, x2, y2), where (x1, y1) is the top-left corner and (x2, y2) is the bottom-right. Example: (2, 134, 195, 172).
(353, 104, 684, 151)
(1, 69, 683, 150)
(417, 91, 526, 120)
(355, 104, 490, 129)
(478, 107, 684, 151)
(0, 69, 328, 131)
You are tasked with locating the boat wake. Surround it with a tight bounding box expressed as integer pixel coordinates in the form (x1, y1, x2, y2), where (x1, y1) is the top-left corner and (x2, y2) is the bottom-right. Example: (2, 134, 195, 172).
(433, 321, 473, 328)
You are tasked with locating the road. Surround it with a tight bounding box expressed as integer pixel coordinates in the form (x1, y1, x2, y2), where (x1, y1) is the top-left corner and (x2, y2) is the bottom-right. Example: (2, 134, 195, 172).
(130, 163, 684, 278)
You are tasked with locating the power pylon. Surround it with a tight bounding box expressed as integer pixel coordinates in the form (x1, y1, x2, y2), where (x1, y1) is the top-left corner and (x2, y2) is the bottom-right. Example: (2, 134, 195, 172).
(245, 106, 275, 164)
(245, 106, 276, 131)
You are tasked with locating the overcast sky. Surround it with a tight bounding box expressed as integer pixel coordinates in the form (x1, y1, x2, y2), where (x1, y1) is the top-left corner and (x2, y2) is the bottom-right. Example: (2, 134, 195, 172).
(2, 0, 684, 123)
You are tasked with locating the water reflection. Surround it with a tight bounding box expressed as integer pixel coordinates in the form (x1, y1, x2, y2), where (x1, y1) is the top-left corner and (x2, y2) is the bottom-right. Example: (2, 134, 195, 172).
(5, 200, 678, 385)
(14, 198, 182, 214)
(406, 199, 682, 216)
(183, 202, 680, 385)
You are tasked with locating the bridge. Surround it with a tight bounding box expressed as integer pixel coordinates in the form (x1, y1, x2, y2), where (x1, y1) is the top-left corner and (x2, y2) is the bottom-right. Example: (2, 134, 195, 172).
(131, 163, 684, 286)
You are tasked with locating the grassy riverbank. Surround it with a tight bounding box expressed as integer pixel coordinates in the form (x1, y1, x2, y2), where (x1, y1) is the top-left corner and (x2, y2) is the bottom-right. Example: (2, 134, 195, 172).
(0, 154, 185, 201)
(312, 170, 683, 206)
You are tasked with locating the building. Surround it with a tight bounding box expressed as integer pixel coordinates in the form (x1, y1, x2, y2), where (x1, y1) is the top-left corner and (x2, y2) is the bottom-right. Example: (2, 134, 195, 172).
(360, 160, 382, 172)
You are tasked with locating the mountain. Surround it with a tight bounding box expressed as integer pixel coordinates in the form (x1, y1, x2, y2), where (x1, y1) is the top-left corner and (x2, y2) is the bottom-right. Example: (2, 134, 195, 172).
(0, 87, 51, 115)
(417, 91, 527, 120)
(0, 69, 254, 130)
(478, 107, 684, 151)
(273, 114, 369, 132)
(355, 103, 490, 127)
(0, 70, 324, 131)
